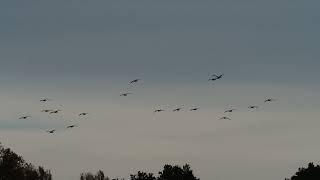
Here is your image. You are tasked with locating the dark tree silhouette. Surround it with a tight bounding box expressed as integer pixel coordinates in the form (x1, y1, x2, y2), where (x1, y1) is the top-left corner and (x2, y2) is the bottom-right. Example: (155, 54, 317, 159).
(0, 143, 52, 180)
(81, 164, 199, 180)
(95, 170, 106, 180)
(158, 164, 199, 180)
(80, 170, 125, 180)
(130, 171, 156, 180)
(286, 162, 320, 180)
(80, 172, 95, 180)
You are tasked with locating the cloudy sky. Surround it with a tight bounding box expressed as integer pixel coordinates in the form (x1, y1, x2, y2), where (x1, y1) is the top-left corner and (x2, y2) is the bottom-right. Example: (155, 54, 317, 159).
(1, 1, 320, 180)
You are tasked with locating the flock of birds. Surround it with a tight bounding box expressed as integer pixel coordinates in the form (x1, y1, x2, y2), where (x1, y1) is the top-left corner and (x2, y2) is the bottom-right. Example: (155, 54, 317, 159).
(18, 73, 276, 134)
(150, 74, 276, 119)
(18, 101, 88, 134)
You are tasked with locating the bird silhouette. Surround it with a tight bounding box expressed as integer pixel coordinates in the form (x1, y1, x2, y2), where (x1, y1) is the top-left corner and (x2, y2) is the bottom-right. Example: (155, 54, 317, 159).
(208, 78, 218, 81)
(224, 109, 236, 113)
(154, 109, 165, 113)
(212, 74, 224, 79)
(46, 129, 56, 134)
(50, 110, 61, 114)
(220, 116, 231, 120)
(79, 113, 88, 116)
(19, 116, 31, 119)
(248, 106, 259, 109)
(173, 108, 181, 112)
(120, 93, 132, 96)
(130, 79, 141, 84)
(264, 98, 276, 103)
(190, 108, 199, 111)
(40, 98, 51, 102)
(41, 109, 53, 113)
(66, 125, 78, 129)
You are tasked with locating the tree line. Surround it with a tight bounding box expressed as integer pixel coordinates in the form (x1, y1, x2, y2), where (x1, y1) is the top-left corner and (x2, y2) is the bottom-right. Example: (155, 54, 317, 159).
(1, 142, 320, 180)
(285, 162, 320, 180)
(0, 143, 52, 180)
(80, 164, 199, 180)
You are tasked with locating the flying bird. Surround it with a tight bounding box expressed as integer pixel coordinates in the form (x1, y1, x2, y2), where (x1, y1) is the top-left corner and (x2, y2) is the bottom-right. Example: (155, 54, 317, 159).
(19, 116, 31, 119)
(190, 108, 199, 111)
(208, 78, 218, 81)
(40, 98, 51, 102)
(41, 109, 53, 113)
(173, 108, 181, 112)
(130, 79, 141, 84)
(66, 125, 78, 129)
(224, 109, 236, 113)
(120, 93, 132, 97)
(46, 129, 56, 134)
(248, 106, 259, 109)
(264, 98, 276, 103)
(79, 113, 88, 116)
(212, 74, 224, 79)
(220, 117, 231, 120)
(50, 110, 61, 114)
(154, 109, 165, 113)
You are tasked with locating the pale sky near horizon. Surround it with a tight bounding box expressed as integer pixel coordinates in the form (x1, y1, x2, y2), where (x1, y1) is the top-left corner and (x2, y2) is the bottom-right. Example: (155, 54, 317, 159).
(1, 1, 320, 180)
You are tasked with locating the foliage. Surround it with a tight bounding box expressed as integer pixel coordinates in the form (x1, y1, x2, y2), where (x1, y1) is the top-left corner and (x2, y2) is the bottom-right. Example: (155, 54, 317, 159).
(0, 143, 52, 180)
(287, 162, 320, 180)
(81, 164, 199, 180)
(130, 171, 156, 180)
(80, 170, 125, 180)
(158, 164, 199, 180)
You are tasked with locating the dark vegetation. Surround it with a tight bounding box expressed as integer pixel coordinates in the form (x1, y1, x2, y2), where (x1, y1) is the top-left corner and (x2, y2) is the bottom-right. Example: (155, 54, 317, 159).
(286, 162, 320, 180)
(80, 164, 199, 180)
(2, 143, 320, 180)
(0, 143, 52, 180)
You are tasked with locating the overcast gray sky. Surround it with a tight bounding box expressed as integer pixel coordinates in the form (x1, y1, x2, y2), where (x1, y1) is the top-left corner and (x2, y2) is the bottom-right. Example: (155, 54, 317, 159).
(1, 1, 320, 180)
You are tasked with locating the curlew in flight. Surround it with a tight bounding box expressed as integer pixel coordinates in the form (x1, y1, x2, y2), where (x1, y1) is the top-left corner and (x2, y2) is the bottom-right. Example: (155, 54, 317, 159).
(248, 106, 259, 109)
(264, 98, 276, 103)
(41, 109, 53, 113)
(224, 109, 236, 113)
(79, 113, 88, 116)
(40, 98, 52, 102)
(120, 93, 132, 97)
(46, 129, 56, 134)
(173, 108, 182, 112)
(220, 116, 231, 120)
(50, 110, 61, 114)
(130, 79, 141, 84)
(19, 116, 31, 119)
(66, 125, 78, 129)
(154, 109, 165, 113)
(208, 78, 218, 81)
(212, 74, 224, 79)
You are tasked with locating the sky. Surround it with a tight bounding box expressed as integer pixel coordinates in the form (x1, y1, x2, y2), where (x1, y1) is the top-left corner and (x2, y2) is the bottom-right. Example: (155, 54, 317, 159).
(0, 1, 320, 180)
